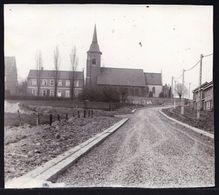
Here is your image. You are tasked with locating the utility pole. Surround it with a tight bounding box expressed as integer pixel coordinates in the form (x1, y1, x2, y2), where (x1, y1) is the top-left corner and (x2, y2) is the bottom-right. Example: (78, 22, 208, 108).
(197, 54, 203, 119)
(171, 76, 174, 106)
(174, 80, 176, 108)
(181, 69, 185, 115)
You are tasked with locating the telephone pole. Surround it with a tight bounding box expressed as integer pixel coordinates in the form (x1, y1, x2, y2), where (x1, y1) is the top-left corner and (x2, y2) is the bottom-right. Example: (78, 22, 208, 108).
(174, 80, 176, 108)
(181, 69, 185, 115)
(197, 54, 203, 119)
(171, 76, 174, 106)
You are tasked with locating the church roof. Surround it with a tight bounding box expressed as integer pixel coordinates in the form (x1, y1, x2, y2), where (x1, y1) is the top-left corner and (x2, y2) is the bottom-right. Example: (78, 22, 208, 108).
(97, 67, 146, 87)
(144, 72, 162, 85)
(28, 69, 84, 80)
(88, 25, 102, 53)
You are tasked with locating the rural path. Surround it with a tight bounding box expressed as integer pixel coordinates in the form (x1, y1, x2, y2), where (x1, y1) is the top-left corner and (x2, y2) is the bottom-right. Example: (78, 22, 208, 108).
(56, 107, 214, 188)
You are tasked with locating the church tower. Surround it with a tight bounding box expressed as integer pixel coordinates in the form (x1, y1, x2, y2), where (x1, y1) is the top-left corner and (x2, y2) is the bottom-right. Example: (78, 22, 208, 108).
(86, 25, 102, 88)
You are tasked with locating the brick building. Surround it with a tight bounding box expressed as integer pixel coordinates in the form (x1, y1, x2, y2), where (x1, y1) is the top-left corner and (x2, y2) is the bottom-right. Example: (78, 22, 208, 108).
(27, 69, 84, 98)
(193, 81, 213, 111)
(86, 25, 163, 97)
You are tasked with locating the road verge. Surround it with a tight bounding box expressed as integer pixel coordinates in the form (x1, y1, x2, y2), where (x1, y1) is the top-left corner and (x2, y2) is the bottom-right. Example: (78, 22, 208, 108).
(5, 117, 129, 188)
(159, 109, 214, 139)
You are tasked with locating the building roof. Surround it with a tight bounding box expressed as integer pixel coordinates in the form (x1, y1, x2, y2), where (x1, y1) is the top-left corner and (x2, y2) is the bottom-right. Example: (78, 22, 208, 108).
(193, 81, 213, 93)
(144, 72, 162, 85)
(27, 69, 84, 80)
(87, 25, 102, 54)
(97, 67, 146, 87)
(5, 56, 17, 76)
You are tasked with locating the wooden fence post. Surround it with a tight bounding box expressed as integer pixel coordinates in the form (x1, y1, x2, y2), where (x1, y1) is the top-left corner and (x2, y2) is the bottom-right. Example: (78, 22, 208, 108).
(88, 110, 90, 117)
(49, 114, 53, 126)
(36, 112, 40, 126)
(66, 113, 68, 120)
(78, 110, 80, 118)
(57, 114, 60, 121)
(84, 110, 86, 118)
(17, 110, 22, 126)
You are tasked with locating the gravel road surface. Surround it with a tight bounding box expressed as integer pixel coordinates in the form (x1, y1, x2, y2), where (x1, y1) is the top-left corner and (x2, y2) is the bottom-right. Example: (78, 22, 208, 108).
(56, 107, 214, 188)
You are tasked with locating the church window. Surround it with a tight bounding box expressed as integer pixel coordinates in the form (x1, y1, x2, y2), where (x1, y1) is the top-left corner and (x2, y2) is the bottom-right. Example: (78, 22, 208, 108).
(145, 86, 149, 95)
(92, 59, 96, 65)
(152, 86, 156, 94)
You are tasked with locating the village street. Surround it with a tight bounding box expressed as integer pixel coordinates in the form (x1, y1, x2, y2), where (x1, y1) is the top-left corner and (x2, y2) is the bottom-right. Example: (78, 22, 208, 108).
(56, 107, 215, 187)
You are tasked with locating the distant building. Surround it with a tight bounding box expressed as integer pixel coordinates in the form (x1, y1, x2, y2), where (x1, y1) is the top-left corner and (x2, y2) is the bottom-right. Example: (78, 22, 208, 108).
(193, 81, 213, 111)
(86, 25, 163, 97)
(5, 56, 18, 96)
(27, 69, 84, 98)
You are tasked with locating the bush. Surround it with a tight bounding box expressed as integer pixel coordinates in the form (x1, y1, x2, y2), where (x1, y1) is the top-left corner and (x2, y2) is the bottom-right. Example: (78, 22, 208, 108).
(79, 87, 121, 102)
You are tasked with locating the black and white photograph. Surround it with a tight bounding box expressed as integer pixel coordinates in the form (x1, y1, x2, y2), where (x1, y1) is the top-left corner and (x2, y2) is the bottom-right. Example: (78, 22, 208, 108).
(4, 4, 214, 188)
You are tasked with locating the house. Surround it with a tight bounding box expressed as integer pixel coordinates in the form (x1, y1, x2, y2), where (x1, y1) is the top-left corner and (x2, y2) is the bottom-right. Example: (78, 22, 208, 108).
(193, 81, 213, 111)
(5, 56, 18, 96)
(86, 25, 163, 98)
(27, 69, 84, 98)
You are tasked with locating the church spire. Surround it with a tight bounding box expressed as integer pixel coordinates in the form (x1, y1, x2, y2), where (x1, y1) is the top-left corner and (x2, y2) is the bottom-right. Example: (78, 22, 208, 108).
(88, 24, 101, 53)
(92, 24, 98, 43)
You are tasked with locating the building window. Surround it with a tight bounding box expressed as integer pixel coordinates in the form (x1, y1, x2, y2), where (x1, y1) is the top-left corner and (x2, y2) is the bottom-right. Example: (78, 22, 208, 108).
(41, 89, 47, 96)
(58, 80, 62, 86)
(152, 86, 155, 94)
(92, 59, 96, 65)
(50, 79, 54, 86)
(65, 90, 70, 98)
(74, 80, 79, 87)
(145, 86, 149, 95)
(50, 90, 54, 96)
(32, 89, 37, 96)
(66, 80, 70, 87)
(32, 79, 37, 86)
(57, 90, 62, 97)
(42, 79, 47, 86)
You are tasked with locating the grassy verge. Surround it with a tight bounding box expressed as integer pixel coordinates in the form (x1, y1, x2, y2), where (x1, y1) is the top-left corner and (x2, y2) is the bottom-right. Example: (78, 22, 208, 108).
(162, 106, 214, 132)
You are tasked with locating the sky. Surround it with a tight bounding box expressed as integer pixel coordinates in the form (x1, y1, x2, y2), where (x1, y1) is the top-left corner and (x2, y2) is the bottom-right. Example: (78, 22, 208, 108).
(4, 4, 213, 98)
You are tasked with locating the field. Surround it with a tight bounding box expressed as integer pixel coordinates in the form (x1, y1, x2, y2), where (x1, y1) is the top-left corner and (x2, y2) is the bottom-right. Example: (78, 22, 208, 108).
(4, 100, 139, 182)
(162, 106, 214, 132)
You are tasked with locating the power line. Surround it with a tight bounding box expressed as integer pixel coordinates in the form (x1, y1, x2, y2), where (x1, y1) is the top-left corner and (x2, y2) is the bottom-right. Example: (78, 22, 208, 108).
(184, 59, 200, 72)
(203, 53, 213, 58)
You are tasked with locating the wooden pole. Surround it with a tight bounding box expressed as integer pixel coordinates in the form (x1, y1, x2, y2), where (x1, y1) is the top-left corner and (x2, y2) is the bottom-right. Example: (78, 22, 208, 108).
(17, 110, 22, 126)
(197, 54, 203, 119)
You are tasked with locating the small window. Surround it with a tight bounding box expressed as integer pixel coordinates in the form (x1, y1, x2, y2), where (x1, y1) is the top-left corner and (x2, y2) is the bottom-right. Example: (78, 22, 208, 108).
(58, 80, 62, 86)
(92, 59, 96, 65)
(74, 80, 79, 87)
(50, 79, 54, 86)
(65, 90, 70, 97)
(50, 90, 54, 96)
(42, 79, 47, 86)
(66, 80, 70, 87)
(32, 79, 37, 86)
(57, 90, 62, 97)
(32, 89, 37, 96)
(152, 86, 155, 94)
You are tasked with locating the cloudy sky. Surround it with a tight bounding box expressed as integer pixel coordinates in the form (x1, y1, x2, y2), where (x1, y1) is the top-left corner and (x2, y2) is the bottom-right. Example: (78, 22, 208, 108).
(4, 4, 213, 97)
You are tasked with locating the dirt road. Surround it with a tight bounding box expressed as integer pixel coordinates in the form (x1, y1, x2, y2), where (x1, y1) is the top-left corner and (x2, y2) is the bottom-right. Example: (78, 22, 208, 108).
(56, 107, 214, 188)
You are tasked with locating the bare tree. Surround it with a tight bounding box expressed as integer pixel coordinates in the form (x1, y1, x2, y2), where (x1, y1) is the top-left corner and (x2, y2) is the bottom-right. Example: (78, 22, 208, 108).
(35, 50, 42, 96)
(70, 46, 78, 100)
(54, 46, 60, 98)
(175, 83, 187, 99)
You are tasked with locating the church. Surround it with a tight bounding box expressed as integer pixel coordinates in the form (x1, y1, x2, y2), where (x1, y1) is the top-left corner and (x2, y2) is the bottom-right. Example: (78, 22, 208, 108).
(86, 25, 163, 98)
